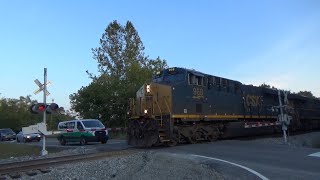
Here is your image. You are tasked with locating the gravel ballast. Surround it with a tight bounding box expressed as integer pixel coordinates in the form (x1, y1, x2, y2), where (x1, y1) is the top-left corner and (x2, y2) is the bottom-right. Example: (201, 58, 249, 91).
(16, 151, 224, 180)
(252, 131, 320, 148)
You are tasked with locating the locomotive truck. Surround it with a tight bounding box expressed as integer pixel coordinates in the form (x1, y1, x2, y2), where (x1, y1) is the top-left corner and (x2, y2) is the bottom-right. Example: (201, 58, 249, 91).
(127, 67, 320, 147)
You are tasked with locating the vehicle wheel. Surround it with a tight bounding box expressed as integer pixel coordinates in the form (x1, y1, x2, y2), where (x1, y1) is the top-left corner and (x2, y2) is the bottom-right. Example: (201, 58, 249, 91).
(17, 138, 20, 143)
(60, 137, 66, 146)
(101, 139, 107, 144)
(80, 137, 87, 146)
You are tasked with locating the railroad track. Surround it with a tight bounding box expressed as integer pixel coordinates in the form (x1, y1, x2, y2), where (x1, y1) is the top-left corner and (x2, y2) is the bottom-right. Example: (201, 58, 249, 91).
(0, 149, 138, 178)
(0, 130, 315, 178)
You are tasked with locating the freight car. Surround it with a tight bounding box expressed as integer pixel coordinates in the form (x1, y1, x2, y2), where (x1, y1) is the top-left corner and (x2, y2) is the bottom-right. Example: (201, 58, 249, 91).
(127, 67, 320, 147)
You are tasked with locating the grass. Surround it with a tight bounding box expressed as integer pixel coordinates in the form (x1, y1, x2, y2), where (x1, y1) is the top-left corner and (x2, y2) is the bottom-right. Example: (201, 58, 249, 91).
(0, 131, 128, 160)
(0, 143, 62, 160)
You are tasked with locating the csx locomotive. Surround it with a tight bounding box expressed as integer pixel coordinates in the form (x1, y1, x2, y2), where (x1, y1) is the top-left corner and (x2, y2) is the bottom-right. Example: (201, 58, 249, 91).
(127, 67, 320, 147)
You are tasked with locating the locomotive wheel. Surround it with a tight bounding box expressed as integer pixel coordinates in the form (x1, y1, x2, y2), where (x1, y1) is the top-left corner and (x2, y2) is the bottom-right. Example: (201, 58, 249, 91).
(165, 139, 177, 147)
(207, 134, 218, 142)
(187, 136, 197, 144)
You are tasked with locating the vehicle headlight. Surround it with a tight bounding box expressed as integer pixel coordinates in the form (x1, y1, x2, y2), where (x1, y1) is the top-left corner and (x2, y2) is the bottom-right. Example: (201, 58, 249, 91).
(37, 135, 41, 138)
(26, 135, 31, 138)
(144, 109, 148, 114)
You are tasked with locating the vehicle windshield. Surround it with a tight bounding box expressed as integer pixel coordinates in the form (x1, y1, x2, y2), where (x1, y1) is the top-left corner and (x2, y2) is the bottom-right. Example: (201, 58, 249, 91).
(82, 120, 104, 128)
(0, 129, 14, 133)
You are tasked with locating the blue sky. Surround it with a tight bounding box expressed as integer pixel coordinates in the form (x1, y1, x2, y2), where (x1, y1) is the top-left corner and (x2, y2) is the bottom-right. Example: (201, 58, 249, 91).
(1, 0, 319, 110)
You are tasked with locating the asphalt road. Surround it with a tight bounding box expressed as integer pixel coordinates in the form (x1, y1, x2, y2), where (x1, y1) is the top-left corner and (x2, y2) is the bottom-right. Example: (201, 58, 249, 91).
(2, 137, 319, 179)
(159, 140, 320, 180)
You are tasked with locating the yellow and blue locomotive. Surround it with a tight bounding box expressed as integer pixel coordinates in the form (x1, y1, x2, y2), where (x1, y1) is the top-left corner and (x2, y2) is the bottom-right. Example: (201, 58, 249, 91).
(127, 67, 320, 147)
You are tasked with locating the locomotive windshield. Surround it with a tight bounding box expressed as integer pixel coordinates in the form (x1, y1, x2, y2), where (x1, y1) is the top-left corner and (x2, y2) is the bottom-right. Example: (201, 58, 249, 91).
(152, 68, 186, 83)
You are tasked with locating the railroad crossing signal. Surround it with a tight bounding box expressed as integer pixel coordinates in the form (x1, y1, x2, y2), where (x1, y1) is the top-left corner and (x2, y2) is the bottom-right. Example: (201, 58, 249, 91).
(34, 79, 51, 96)
(33, 68, 51, 156)
(30, 103, 59, 114)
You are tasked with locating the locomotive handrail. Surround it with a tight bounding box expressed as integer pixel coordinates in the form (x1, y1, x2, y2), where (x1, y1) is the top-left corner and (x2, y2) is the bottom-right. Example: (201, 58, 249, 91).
(163, 96, 173, 134)
(164, 96, 172, 117)
(153, 96, 163, 126)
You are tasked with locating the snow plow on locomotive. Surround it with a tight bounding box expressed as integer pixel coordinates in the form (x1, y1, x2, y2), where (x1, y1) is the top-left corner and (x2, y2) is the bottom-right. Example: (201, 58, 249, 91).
(127, 67, 320, 147)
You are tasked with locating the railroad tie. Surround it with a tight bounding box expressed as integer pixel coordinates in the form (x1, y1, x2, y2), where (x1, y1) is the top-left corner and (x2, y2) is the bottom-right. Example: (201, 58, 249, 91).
(39, 168, 51, 173)
(26, 170, 38, 176)
(8, 173, 21, 179)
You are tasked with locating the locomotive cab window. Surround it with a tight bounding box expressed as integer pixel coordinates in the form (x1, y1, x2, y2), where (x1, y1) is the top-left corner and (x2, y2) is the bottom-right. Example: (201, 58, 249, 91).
(152, 71, 163, 83)
(154, 68, 186, 83)
(164, 70, 185, 82)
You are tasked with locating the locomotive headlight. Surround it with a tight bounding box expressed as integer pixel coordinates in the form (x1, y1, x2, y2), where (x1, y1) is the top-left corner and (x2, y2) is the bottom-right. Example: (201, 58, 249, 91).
(146, 84, 151, 93)
(144, 109, 148, 114)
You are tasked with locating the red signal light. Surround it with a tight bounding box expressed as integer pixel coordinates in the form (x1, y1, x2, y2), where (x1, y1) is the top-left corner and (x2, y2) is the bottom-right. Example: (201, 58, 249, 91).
(30, 103, 60, 114)
(30, 103, 46, 114)
(38, 105, 45, 111)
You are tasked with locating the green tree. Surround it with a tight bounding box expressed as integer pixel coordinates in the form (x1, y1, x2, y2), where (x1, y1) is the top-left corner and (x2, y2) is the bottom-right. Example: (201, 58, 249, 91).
(0, 95, 72, 131)
(70, 20, 167, 127)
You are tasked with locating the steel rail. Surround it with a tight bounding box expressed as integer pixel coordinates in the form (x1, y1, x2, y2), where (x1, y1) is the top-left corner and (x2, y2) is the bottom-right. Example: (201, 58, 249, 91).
(0, 149, 138, 175)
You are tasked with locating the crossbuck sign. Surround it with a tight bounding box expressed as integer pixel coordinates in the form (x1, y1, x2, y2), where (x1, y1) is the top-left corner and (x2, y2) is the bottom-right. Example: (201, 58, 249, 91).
(34, 79, 51, 95)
